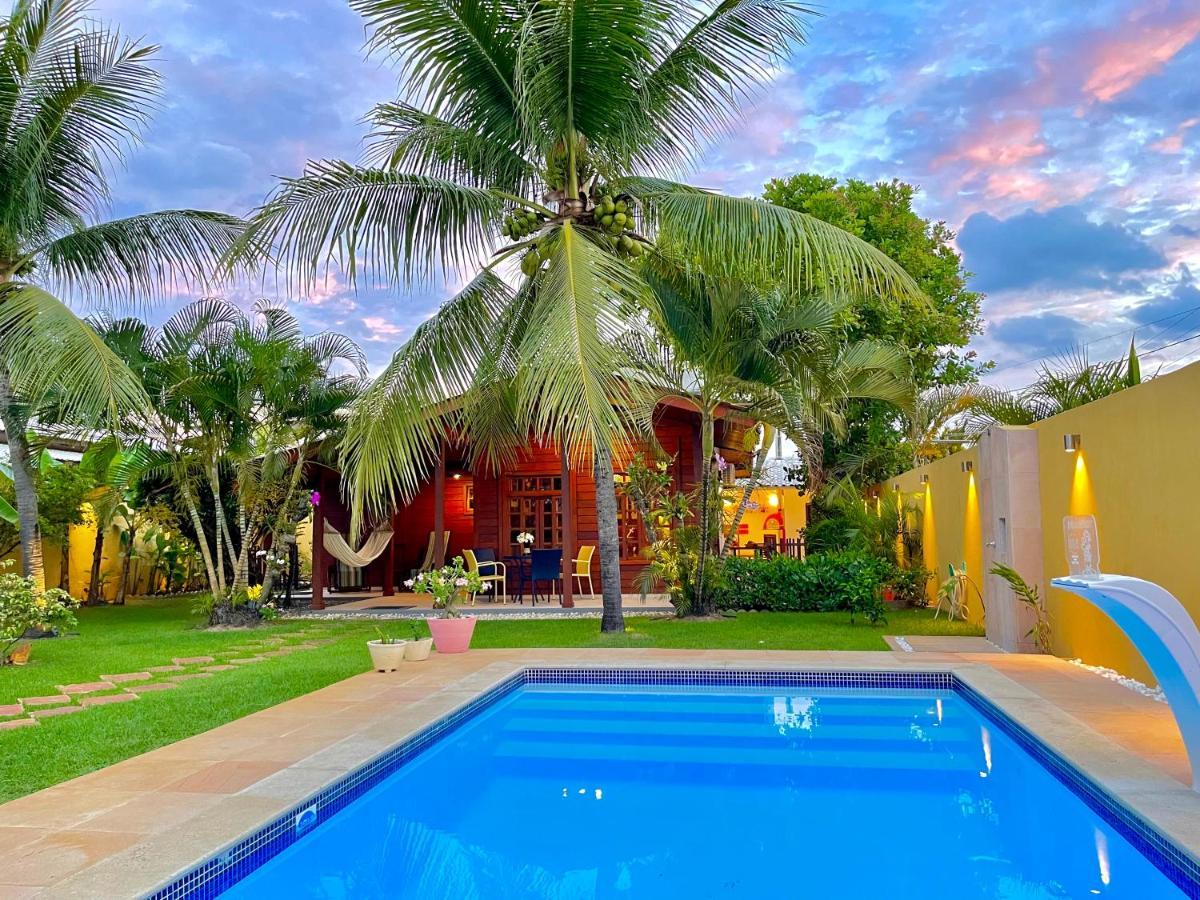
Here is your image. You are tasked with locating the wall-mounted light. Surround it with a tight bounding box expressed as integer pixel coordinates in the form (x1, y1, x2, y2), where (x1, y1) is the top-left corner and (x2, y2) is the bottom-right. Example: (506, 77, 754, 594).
(768, 492, 780, 507)
(892, 482, 901, 492)
(919, 474, 930, 484)
(1063, 433, 1081, 453)
(961, 460, 974, 473)
(452, 472, 462, 480)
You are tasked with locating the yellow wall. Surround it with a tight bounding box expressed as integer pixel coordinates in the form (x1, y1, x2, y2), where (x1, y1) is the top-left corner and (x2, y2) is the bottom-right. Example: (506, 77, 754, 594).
(890, 447, 985, 626)
(1, 503, 134, 602)
(1034, 364, 1200, 682)
(731, 488, 807, 545)
(888, 361, 1200, 683)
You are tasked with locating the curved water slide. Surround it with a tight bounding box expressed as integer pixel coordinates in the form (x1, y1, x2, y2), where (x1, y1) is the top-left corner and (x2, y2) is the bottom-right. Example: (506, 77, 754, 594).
(1052, 574, 1200, 790)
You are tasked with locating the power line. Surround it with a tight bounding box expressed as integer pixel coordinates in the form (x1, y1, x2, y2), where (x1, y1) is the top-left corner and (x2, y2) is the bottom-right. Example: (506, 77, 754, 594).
(984, 301, 1200, 378)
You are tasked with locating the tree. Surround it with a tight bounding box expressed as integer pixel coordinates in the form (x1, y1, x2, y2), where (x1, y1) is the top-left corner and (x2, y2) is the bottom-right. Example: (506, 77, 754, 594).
(237, 0, 923, 632)
(97, 300, 365, 622)
(763, 174, 985, 482)
(0, 0, 244, 589)
(628, 265, 912, 614)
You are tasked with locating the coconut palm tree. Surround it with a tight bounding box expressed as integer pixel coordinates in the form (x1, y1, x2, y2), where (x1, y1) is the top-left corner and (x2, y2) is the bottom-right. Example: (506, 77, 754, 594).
(237, 0, 922, 631)
(0, 0, 245, 589)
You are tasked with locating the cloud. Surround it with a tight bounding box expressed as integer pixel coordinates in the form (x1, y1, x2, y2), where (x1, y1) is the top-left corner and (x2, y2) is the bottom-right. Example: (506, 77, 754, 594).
(360, 316, 405, 343)
(958, 206, 1167, 292)
(989, 313, 1086, 356)
(1082, 9, 1200, 103)
(1128, 267, 1200, 340)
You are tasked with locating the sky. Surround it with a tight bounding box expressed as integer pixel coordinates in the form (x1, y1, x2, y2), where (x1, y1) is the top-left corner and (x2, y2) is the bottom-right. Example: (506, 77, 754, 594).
(90, 0, 1200, 386)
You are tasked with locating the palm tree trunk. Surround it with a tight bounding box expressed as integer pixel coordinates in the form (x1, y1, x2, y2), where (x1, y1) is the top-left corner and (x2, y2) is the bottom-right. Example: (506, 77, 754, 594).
(60, 531, 69, 591)
(0, 373, 45, 592)
(87, 522, 105, 604)
(116, 536, 131, 605)
(592, 443, 625, 633)
(178, 476, 220, 598)
(693, 407, 715, 616)
(722, 441, 771, 554)
(208, 465, 234, 595)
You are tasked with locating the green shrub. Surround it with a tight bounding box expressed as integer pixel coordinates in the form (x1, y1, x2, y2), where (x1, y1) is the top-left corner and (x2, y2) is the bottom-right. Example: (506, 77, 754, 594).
(714, 551, 890, 623)
(888, 565, 931, 608)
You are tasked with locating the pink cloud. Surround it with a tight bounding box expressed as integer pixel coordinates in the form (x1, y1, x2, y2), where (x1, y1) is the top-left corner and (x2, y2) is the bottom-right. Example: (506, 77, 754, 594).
(1150, 117, 1200, 154)
(361, 315, 404, 343)
(933, 114, 1048, 171)
(1082, 11, 1200, 102)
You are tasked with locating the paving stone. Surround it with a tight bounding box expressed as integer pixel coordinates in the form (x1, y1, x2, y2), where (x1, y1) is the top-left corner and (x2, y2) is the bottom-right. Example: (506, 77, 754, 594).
(58, 681, 115, 695)
(0, 718, 36, 731)
(228, 657, 267, 665)
(126, 682, 178, 693)
(19, 694, 70, 707)
(98, 672, 152, 683)
(261, 648, 295, 657)
(147, 665, 184, 673)
(171, 656, 214, 665)
(200, 664, 238, 672)
(0, 703, 25, 717)
(80, 693, 138, 707)
(30, 705, 85, 718)
(168, 672, 214, 682)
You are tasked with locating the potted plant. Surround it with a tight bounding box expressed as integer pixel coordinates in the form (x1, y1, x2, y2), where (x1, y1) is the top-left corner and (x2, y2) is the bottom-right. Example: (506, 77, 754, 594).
(516, 532, 534, 554)
(406, 556, 488, 653)
(367, 627, 408, 671)
(1, 561, 79, 667)
(404, 622, 434, 661)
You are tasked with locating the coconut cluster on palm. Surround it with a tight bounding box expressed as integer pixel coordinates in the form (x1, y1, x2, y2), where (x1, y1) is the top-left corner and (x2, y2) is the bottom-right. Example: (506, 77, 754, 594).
(238, 0, 923, 632)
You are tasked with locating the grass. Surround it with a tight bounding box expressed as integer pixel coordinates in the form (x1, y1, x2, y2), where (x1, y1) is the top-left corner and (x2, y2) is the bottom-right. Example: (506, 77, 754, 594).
(0, 596, 982, 803)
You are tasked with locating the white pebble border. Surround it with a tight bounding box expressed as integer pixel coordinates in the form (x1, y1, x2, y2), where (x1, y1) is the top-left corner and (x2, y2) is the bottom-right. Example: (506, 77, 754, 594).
(1068, 657, 1165, 703)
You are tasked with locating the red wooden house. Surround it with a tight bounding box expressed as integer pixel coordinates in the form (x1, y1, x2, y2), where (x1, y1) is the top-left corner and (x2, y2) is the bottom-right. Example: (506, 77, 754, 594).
(307, 401, 752, 608)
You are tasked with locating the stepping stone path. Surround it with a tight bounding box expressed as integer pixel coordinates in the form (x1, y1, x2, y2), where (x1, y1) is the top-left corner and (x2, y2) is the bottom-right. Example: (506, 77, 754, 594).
(2, 630, 334, 728)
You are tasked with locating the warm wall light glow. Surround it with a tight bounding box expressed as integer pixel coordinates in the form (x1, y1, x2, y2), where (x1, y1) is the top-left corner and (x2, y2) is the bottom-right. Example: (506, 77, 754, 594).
(768, 492, 779, 507)
(1070, 453, 1095, 516)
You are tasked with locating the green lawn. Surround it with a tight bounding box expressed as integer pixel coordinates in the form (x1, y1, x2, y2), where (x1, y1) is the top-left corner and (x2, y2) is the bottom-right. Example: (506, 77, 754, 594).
(0, 597, 982, 803)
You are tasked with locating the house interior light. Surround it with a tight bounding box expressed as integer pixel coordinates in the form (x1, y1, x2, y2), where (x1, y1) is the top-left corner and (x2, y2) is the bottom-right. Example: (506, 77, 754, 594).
(1064, 433, 1082, 452)
(768, 492, 780, 507)
(961, 460, 974, 473)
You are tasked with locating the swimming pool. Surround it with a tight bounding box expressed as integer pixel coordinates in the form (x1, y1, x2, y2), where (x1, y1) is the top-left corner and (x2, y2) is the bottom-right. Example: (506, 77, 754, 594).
(157, 670, 1199, 899)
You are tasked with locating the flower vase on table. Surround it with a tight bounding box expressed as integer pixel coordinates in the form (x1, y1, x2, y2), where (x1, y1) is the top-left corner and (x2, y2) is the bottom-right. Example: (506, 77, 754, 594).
(517, 532, 535, 555)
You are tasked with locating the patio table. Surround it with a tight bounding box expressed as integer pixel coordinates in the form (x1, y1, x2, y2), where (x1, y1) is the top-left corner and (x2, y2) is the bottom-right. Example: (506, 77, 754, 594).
(503, 554, 532, 603)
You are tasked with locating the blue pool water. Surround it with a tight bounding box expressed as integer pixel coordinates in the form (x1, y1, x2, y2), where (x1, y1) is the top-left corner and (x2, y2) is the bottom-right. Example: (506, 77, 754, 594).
(221, 684, 1187, 898)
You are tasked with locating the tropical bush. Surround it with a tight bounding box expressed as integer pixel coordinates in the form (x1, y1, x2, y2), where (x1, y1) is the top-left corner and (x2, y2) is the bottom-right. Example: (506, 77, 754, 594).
(406, 557, 487, 618)
(887, 565, 932, 608)
(0, 561, 79, 663)
(714, 551, 890, 623)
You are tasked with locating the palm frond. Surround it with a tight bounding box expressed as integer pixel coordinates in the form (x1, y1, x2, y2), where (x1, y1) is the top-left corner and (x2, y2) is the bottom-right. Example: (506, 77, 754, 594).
(306, 331, 368, 379)
(0, 281, 148, 424)
(619, 178, 923, 299)
(365, 101, 535, 193)
(31, 210, 245, 301)
(625, 0, 816, 170)
(236, 161, 502, 288)
(339, 269, 513, 530)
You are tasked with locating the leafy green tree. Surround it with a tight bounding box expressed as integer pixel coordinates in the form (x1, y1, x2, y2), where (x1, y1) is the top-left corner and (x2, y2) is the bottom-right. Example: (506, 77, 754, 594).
(0, 0, 244, 589)
(763, 174, 985, 483)
(238, 0, 922, 632)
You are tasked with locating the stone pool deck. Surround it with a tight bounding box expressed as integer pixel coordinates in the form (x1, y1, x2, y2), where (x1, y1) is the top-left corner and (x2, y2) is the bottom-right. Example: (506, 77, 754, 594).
(0, 647, 1196, 897)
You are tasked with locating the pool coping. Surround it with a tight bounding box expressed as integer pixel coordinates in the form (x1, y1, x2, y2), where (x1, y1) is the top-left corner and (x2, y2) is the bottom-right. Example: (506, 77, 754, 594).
(9, 650, 1200, 898)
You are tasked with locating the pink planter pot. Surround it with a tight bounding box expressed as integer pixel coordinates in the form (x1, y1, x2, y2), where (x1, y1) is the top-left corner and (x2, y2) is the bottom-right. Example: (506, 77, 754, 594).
(427, 617, 477, 654)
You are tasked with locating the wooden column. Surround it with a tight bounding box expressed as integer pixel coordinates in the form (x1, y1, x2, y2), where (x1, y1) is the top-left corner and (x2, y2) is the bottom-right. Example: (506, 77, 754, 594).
(382, 508, 397, 596)
(433, 443, 446, 567)
(311, 487, 326, 610)
(560, 446, 575, 607)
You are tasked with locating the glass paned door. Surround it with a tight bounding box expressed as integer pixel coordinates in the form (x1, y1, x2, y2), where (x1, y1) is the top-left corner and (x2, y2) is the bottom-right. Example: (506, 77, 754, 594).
(508, 476, 562, 553)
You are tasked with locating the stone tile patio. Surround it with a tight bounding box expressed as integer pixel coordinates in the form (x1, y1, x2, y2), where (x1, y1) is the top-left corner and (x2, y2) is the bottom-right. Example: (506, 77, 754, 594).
(0, 647, 1195, 898)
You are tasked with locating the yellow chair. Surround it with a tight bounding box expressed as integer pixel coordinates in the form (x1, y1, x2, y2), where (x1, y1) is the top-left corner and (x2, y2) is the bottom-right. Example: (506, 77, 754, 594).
(464, 549, 507, 604)
(572, 545, 596, 599)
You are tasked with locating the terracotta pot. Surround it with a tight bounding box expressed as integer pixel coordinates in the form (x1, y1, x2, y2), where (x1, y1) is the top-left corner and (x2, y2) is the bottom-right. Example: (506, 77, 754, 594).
(404, 637, 434, 661)
(428, 617, 477, 654)
(6, 641, 31, 666)
(367, 640, 408, 672)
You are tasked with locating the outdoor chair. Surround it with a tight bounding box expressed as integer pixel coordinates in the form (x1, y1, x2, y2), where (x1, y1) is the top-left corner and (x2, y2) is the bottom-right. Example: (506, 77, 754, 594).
(572, 545, 596, 599)
(464, 548, 507, 603)
(529, 548, 563, 605)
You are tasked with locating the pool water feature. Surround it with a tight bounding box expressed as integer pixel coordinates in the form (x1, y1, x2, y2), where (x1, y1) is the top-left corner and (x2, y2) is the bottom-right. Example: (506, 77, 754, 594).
(213, 677, 1193, 899)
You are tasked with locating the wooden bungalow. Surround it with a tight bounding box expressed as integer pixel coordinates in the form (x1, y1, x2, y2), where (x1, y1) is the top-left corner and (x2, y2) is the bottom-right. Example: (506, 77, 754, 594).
(306, 401, 756, 608)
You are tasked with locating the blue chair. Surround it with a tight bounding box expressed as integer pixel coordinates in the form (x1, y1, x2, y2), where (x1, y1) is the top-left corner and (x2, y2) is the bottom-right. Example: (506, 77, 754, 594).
(529, 548, 563, 606)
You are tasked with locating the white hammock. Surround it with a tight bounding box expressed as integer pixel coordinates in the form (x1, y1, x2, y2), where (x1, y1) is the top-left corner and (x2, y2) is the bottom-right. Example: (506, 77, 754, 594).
(322, 521, 394, 568)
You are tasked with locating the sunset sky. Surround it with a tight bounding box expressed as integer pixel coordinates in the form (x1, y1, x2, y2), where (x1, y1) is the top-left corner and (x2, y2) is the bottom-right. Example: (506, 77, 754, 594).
(93, 0, 1200, 386)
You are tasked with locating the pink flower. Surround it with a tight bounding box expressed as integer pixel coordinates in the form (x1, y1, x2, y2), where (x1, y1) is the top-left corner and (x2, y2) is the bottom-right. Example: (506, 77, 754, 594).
(310, 490, 321, 506)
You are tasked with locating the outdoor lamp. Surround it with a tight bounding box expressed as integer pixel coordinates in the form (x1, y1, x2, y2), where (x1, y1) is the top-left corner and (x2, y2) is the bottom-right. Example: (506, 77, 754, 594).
(961, 460, 974, 473)
(919, 474, 930, 484)
(1063, 434, 1081, 452)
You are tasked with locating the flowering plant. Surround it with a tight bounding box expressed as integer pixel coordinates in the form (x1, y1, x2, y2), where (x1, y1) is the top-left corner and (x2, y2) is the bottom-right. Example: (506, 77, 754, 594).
(0, 561, 79, 664)
(516, 532, 535, 545)
(404, 556, 487, 618)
